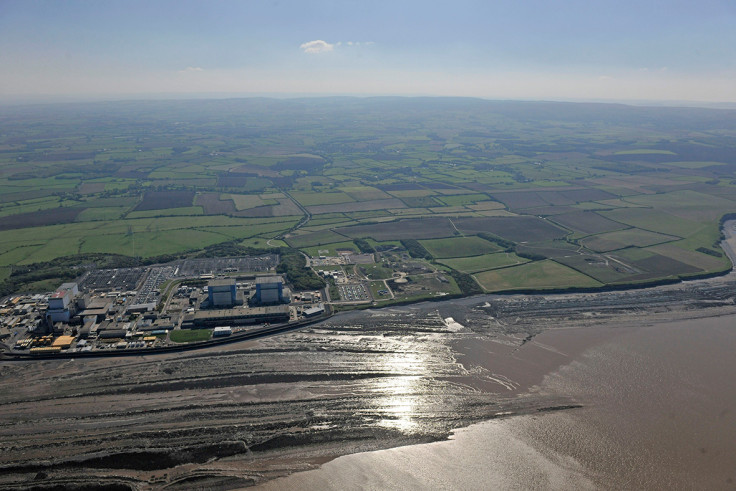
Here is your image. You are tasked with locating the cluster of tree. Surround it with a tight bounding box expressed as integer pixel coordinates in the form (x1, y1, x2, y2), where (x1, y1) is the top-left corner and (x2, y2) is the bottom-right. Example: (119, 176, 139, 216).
(477, 233, 549, 261)
(477, 232, 514, 251)
(196, 241, 278, 258)
(448, 270, 483, 296)
(353, 238, 375, 254)
(0, 268, 77, 297)
(696, 247, 723, 258)
(276, 250, 326, 291)
(325, 275, 340, 300)
(515, 251, 547, 261)
(400, 239, 433, 260)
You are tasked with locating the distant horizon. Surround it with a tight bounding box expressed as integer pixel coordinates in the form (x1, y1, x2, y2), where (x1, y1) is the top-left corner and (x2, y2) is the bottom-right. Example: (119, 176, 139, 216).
(2, 92, 736, 111)
(2, 1, 734, 107)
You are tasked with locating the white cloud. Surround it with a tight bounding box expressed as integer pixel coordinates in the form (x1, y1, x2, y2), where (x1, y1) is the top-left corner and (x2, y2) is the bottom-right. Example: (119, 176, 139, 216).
(299, 40, 375, 54)
(179, 66, 204, 73)
(300, 40, 334, 54)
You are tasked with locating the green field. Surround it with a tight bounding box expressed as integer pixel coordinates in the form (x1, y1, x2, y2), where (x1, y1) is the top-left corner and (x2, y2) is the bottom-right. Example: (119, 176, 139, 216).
(301, 241, 357, 257)
(474, 260, 603, 292)
(438, 253, 528, 274)
(420, 236, 502, 258)
(1, 97, 735, 296)
(170, 329, 212, 343)
(582, 228, 679, 252)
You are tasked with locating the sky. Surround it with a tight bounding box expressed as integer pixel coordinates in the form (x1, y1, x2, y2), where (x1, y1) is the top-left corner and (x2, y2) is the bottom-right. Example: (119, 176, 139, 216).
(1, 0, 735, 104)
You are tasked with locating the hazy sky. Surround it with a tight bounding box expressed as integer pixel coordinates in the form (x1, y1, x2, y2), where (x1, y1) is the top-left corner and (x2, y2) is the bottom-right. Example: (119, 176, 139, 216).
(1, 0, 735, 103)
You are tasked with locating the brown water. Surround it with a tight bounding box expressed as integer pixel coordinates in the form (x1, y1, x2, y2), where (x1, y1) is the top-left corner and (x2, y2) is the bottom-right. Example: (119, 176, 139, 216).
(261, 314, 736, 490)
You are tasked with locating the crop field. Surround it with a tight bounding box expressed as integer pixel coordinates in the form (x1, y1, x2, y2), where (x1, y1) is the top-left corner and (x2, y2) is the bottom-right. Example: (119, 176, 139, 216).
(1, 97, 735, 295)
(438, 253, 528, 274)
(285, 230, 349, 248)
(134, 191, 195, 211)
(335, 217, 458, 241)
(420, 236, 502, 258)
(598, 209, 701, 238)
(552, 254, 637, 284)
(0, 207, 85, 231)
(291, 191, 355, 207)
(550, 211, 629, 235)
(454, 216, 568, 242)
(623, 190, 736, 222)
(582, 228, 679, 252)
(307, 198, 407, 215)
(647, 242, 729, 271)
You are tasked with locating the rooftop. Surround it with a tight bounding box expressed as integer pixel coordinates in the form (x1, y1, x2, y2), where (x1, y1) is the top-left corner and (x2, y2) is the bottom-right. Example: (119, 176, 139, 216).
(190, 305, 289, 320)
(209, 278, 236, 287)
(256, 276, 282, 285)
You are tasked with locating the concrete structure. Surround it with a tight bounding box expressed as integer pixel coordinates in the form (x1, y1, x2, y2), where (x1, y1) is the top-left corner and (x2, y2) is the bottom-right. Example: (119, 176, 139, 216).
(208, 278, 237, 307)
(59, 282, 79, 296)
(98, 329, 128, 340)
(46, 289, 74, 324)
(254, 276, 288, 304)
(126, 302, 157, 314)
(303, 304, 326, 318)
(213, 326, 232, 337)
(48, 290, 71, 311)
(77, 298, 113, 322)
(182, 305, 290, 328)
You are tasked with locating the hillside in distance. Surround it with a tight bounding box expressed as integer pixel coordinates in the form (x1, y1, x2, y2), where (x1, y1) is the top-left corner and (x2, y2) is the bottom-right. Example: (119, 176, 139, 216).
(1, 97, 735, 297)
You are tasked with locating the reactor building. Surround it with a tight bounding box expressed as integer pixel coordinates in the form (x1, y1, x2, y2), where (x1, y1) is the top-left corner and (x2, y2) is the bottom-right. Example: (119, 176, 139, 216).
(253, 276, 289, 305)
(207, 278, 239, 307)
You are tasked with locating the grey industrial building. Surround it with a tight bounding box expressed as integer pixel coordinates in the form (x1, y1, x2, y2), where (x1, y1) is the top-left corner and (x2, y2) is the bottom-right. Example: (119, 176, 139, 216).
(208, 278, 238, 307)
(46, 282, 79, 324)
(253, 276, 289, 305)
(182, 305, 290, 328)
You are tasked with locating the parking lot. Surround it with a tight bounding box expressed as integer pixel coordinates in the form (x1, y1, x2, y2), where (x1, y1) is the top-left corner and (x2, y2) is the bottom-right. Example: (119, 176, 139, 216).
(134, 266, 176, 304)
(78, 267, 147, 292)
(176, 255, 278, 276)
(337, 283, 370, 302)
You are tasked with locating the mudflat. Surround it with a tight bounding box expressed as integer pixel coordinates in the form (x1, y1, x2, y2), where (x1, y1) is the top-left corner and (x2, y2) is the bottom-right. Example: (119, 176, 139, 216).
(1, 271, 735, 489)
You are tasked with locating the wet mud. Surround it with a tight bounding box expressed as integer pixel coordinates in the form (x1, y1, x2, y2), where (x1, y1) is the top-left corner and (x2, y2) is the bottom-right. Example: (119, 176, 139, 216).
(1, 273, 735, 489)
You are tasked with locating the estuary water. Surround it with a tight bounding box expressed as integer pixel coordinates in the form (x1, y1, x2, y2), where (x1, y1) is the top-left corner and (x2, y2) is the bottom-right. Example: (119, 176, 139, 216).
(261, 313, 736, 490)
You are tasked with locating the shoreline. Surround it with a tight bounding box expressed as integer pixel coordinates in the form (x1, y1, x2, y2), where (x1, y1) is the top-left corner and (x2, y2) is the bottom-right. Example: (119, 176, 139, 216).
(1, 275, 735, 488)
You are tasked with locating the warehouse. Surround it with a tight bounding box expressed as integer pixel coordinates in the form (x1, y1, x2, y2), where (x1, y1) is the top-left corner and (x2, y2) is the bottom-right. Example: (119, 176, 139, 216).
(182, 305, 290, 328)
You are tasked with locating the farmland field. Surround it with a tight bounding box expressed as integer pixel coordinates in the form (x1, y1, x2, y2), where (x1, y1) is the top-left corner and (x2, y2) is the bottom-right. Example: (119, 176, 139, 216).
(335, 218, 458, 241)
(582, 228, 680, 252)
(438, 253, 528, 274)
(0, 97, 735, 296)
(420, 236, 502, 258)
